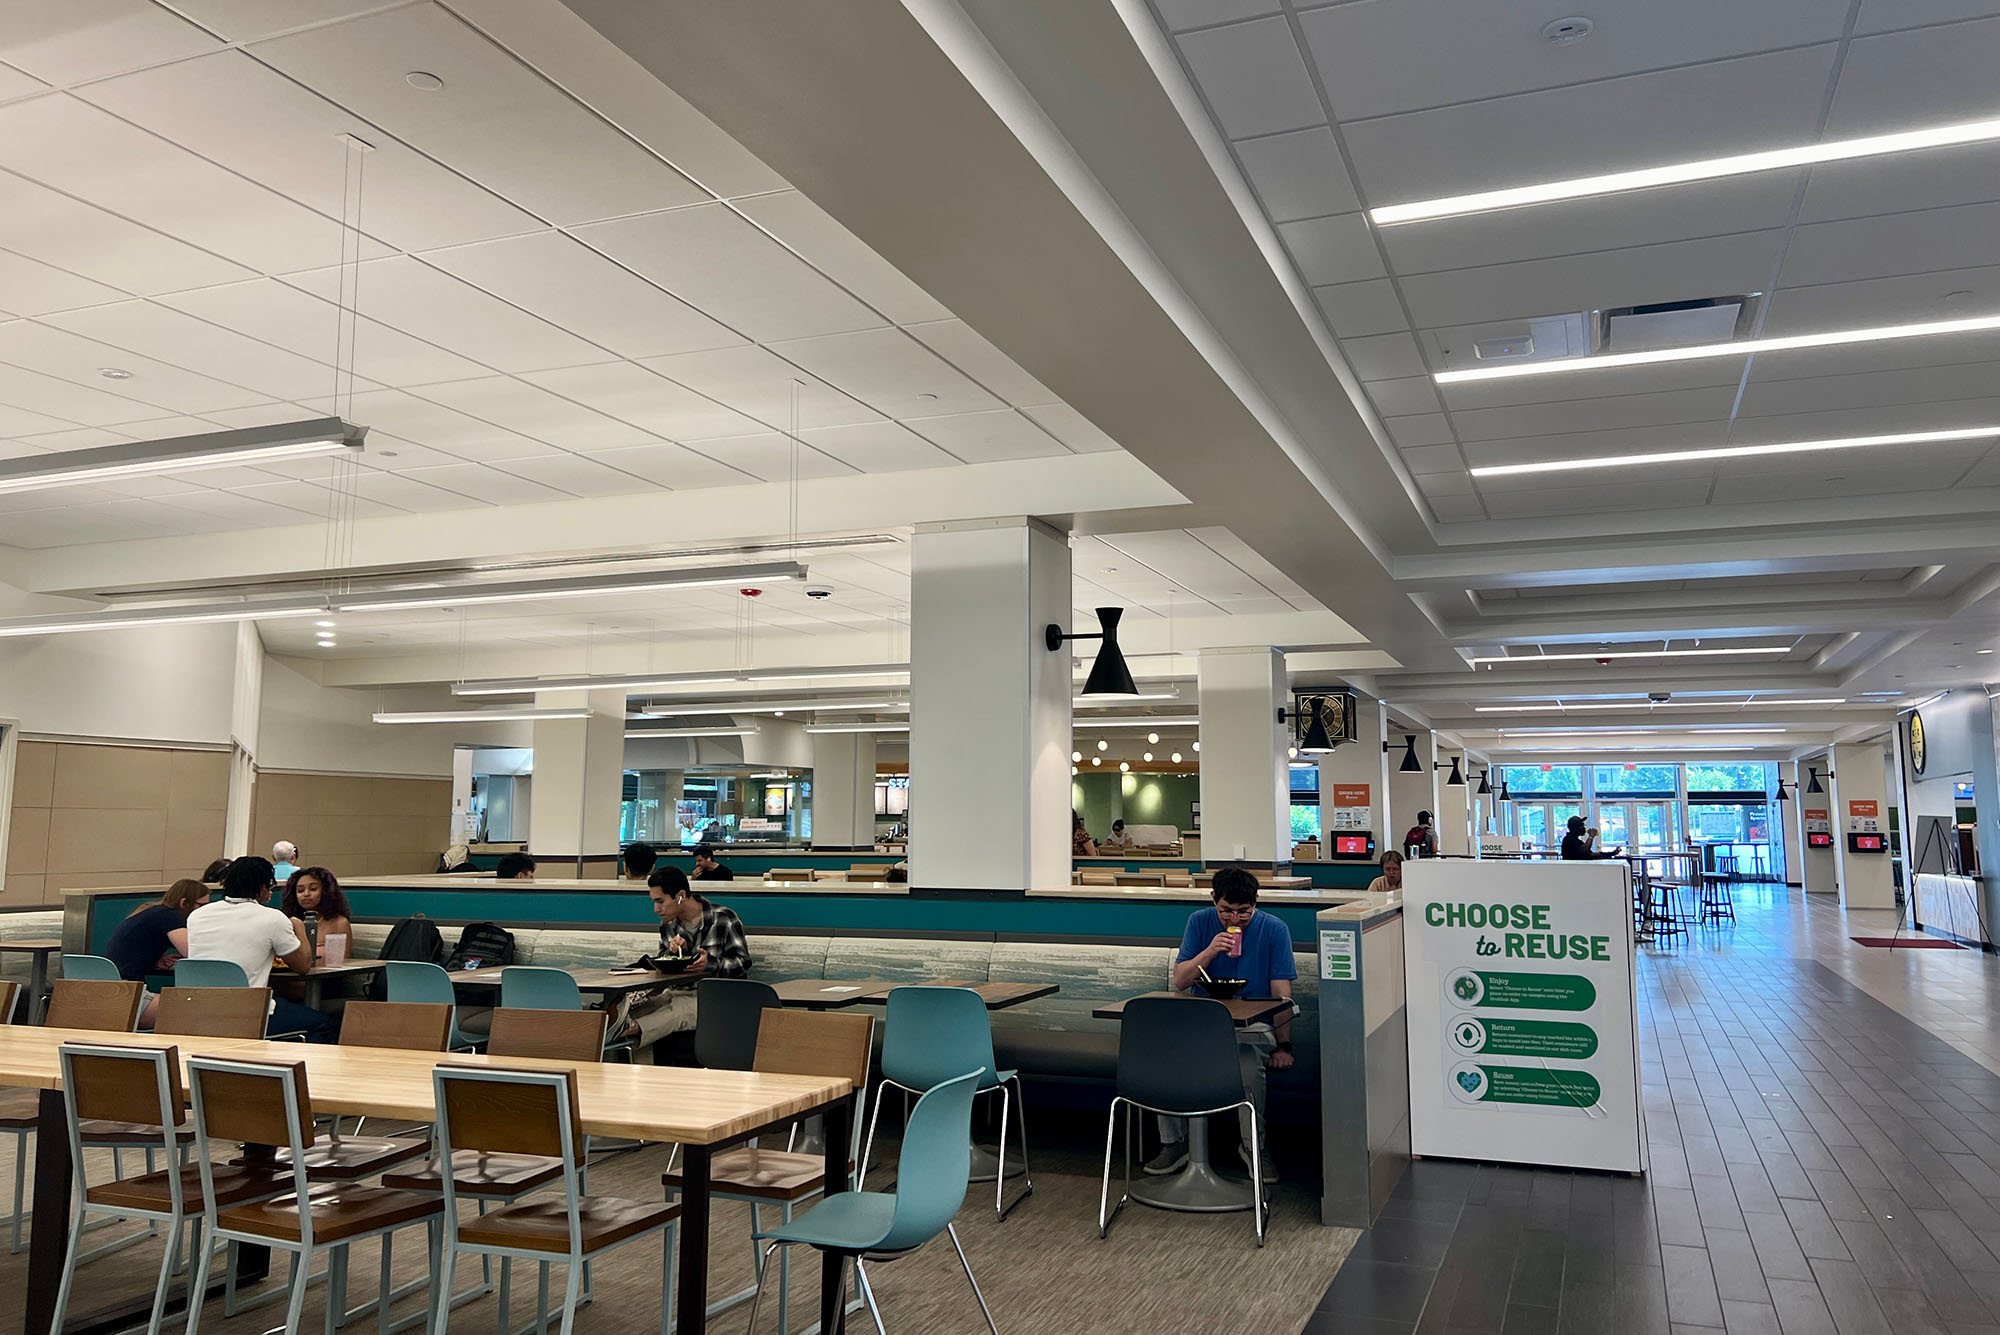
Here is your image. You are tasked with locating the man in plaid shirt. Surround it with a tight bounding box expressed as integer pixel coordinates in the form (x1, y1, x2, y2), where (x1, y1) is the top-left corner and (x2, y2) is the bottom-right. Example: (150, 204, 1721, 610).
(615, 867, 754, 1055)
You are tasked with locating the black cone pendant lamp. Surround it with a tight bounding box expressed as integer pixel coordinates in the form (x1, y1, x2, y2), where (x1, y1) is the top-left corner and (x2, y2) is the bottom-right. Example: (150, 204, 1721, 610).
(1805, 766, 1825, 794)
(1045, 606, 1138, 698)
(1444, 756, 1465, 786)
(1476, 769, 1492, 795)
(1383, 733, 1422, 773)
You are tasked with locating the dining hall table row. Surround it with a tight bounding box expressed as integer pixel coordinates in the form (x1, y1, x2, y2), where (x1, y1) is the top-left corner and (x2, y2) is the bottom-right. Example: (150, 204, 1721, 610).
(0, 1025, 855, 1335)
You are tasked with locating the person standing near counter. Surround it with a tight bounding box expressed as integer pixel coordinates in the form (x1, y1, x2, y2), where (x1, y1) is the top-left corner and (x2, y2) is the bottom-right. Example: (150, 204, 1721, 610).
(692, 844, 734, 881)
(1365, 850, 1404, 895)
(1147, 867, 1294, 1183)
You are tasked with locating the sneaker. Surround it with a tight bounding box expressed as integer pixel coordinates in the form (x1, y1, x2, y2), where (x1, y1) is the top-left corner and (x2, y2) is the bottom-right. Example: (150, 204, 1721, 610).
(1238, 1143, 1279, 1184)
(1142, 1144, 1188, 1176)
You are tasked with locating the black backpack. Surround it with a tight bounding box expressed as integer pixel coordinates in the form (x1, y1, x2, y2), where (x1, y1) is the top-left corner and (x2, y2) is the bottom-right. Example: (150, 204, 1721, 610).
(369, 915, 446, 998)
(445, 922, 517, 972)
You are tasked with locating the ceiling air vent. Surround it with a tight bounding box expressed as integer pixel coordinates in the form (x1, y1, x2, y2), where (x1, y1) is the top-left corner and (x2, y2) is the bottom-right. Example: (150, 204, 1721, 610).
(1601, 295, 1761, 353)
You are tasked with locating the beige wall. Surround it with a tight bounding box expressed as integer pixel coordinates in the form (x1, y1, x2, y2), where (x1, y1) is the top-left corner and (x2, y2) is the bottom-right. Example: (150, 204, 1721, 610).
(249, 771, 452, 878)
(6, 740, 230, 906)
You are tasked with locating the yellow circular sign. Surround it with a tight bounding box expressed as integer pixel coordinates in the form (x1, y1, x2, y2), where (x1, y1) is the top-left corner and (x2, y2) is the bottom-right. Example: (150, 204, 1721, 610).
(1910, 710, 1927, 776)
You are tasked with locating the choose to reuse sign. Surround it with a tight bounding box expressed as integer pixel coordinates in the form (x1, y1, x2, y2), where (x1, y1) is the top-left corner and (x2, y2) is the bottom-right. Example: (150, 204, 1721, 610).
(1403, 861, 1646, 1174)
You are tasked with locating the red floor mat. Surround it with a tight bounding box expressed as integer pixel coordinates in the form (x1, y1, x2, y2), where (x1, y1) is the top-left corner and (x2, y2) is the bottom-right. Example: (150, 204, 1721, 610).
(1850, 936, 1963, 949)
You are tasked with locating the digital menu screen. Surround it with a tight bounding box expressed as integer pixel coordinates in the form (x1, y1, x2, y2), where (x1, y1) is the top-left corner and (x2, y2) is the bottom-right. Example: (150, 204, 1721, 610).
(1807, 832, 1833, 847)
(1333, 833, 1373, 857)
(1848, 833, 1885, 852)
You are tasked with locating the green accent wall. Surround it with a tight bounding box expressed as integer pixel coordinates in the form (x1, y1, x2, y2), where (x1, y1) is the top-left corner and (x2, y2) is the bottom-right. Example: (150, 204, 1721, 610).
(1070, 772, 1200, 841)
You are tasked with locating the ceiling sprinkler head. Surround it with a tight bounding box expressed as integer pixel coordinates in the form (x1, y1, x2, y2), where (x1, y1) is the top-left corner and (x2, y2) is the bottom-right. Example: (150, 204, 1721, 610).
(1541, 16, 1593, 44)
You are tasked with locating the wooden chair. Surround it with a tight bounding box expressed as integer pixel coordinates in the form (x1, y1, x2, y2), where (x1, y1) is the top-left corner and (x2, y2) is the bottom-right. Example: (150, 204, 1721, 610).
(155, 986, 272, 1040)
(846, 864, 893, 880)
(0, 978, 19, 1024)
(183, 1056, 444, 1335)
(484, 1007, 609, 1063)
(810, 869, 848, 881)
(433, 1064, 680, 1335)
(1113, 872, 1167, 887)
(47, 1043, 288, 1335)
(663, 1008, 874, 1331)
(1078, 869, 1119, 886)
(45, 978, 145, 1031)
(338, 1001, 453, 1053)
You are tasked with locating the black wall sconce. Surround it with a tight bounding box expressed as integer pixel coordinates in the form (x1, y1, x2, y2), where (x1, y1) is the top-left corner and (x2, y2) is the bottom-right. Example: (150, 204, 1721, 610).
(1045, 606, 1138, 698)
(1384, 734, 1422, 773)
(1437, 755, 1466, 786)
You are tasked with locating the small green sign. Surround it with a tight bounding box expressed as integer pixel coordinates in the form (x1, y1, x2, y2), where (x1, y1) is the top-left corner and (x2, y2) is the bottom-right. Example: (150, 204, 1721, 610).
(1466, 971, 1596, 1011)
(1475, 1065, 1601, 1108)
(1463, 1018, 1598, 1060)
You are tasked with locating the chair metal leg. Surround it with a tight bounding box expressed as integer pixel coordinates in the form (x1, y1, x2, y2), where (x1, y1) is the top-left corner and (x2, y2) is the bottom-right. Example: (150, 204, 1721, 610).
(185, 1219, 218, 1335)
(326, 1245, 346, 1335)
(852, 1260, 887, 1335)
(285, 1247, 314, 1335)
(743, 1240, 781, 1335)
(1246, 1105, 1267, 1249)
(431, 1245, 458, 1335)
(150, 1210, 186, 1335)
(1097, 1097, 1120, 1239)
(659, 1222, 675, 1335)
(945, 1224, 1001, 1335)
(777, 1204, 791, 1335)
(999, 1076, 1032, 1220)
(858, 1081, 893, 1188)
(378, 1232, 394, 1335)
(555, 1258, 582, 1335)
(535, 1261, 550, 1335)
(47, 1202, 88, 1335)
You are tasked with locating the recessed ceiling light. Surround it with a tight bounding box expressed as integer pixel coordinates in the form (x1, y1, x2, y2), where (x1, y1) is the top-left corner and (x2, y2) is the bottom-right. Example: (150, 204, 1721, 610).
(1097, 740, 1108, 751)
(315, 620, 336, 628)
(1540, 16, 1593, 44)
(1468, 425, 2000, 477)
(379, 450, 399, 458)
(1090, 756, 1101, 766)
(1437, 315, 2000, 385)
(1979, 649, 1994, 655)
(1119, 761, 1130, 772)
(405, 71, 444, 91)
(1072, 750, 1083, 761)
(1374, 113, 2000, 226)
(98, 367, 134, 380)
(915, 392, 938, 401)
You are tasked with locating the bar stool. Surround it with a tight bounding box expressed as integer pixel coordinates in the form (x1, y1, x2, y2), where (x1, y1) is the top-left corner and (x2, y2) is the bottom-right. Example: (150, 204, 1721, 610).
(862, 986, 1031, 1221)
(498, 967, 634, 1061)
(46, 1043, 288, 1335)
(429, 1064, 680, 1335)
(183, 1055, 445, 1335)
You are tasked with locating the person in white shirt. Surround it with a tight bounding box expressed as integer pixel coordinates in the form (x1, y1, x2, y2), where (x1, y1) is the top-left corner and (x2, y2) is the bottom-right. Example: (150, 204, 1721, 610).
(185, 855, 335, 1041)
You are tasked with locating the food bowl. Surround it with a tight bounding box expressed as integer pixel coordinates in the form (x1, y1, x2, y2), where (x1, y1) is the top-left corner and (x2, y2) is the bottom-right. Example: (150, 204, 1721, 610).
(1201, 977, 1247, 1001)
(652, 955, 696, 974)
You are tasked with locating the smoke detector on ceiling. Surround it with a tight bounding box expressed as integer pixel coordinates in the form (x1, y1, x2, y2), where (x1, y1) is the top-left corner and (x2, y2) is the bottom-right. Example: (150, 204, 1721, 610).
(1541, 17, 1594, 44)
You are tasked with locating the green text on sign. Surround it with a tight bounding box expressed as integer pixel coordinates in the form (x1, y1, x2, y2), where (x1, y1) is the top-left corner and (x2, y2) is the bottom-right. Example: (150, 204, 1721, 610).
(1476, 1065, 1602, 1109)
(1458, 1018, 1598, 1060)
(1467, 972, 1597, 1011)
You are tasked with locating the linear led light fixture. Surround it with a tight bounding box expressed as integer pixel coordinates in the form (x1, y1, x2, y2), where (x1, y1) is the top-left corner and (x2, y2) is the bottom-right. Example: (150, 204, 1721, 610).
(373, 708, 593, 724)
(453, 661, 909, 697)
(1072, 716, 1201, 729)
(1475, 698, 1845, 713)
(1436, 313, 2000, 385)
(0, 418, 363, 495)
(337, 561, 805, 614)
(624, 725, 761, 739)
(643, 699, 910, 716)
(1470, 426, 2000, 478)
(1373, 114, 2000, 225)
(1503, 744, 1784, 753)
(803, 722, 912, 734)
(1465, 647, 1787, 664)
(0, 595, 328, 639)
(1495, 724, 1786, 735)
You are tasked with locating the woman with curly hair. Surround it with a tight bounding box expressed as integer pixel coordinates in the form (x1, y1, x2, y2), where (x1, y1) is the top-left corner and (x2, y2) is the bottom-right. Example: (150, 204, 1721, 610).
(281, 866, 353, 959)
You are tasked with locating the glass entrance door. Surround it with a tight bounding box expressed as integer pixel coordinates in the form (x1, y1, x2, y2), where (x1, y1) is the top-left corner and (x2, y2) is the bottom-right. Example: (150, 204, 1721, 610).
(1513, 801, 1583, 852)
(1594, 800, 1680, 853)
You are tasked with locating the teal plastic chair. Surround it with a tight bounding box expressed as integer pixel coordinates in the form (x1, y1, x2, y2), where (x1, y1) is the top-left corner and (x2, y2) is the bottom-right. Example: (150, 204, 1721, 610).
(60, 955, 121, 982)
(497, 967, 634, 1061)
(382, 961, 486, 1051)
(747, 1068, 997, 1335)
(861, 986, 1031, 1219)
(172, 959, 248, 988)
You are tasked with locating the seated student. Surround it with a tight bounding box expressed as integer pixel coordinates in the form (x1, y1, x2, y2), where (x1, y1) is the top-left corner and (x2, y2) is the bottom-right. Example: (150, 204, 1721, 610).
(281, 867, 352, 960)
(106, 878, 209, 1028)
(1071, 811, 1097, 857)
(495, 851, 537, 881)
(691, 844, 734, 881)
(1101, 819, 1133, 851)
(1560, 815, 1622, 860)
(1365, 849, 1404, 895)
(614, 867, 755, 1057)
(1146, 867, 1295, 1184)
(623, 841, 658, 882)
(201, 858, 233, 885)
(185, 856, 334, 1042)
(271, 840, 301, 883)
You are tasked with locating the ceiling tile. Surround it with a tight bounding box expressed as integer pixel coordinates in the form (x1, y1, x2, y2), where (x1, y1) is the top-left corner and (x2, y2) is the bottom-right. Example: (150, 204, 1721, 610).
(1175, 17, 1325, 139)
(0, 320, 274, 414)
(284, 257, 612, 373)
(1479, 477, 1714, 520)
(1311, 279, 1409, 338)
(44, 301, 372, 402)
(1799, 142, 2000, 225)
(1365, 377, 1441, 417)
(409, 376, 655, 451)
(0, 400, 80, 436)
(1825, 15, 2000, 135)
(493, 451, 663, 499)
(339, 468, 493, 513)
(0, 359, 171, 427)
(800, 421, 958, 473)
(520, 362, 765, 441)
(1339, 332, 1427, 381)
(639, 344, 882, 431)
(250, 3, 704, 225)
(1276, 212, 1384, 285)
(0, 60, 44, 101)
(1779, 202, 2000, 290)
(581, 438, 761, 490)
(340, 387, 560, 462)
(1426, 493, 1487, 522)
(766, 328, 1003, 419)
(1451, 385, 1742, 442)
(1152, 0, 1282, 31)
(0, 247, 126, 315)
(1401, 444, 1464, 474)
(1020, 402, 1124, 454)
(678, 432, 853, 484)
(393, 461, 568, 506)
(732, 191, 952, 326)
(1416, 471, 1477, 498)
(0, 1, 219, 85)
(420, 230, 743, 361)
(576, 204, 889, 344)
(1762, 270, 2000, 338)
(1297, 0, 1848, 121)
(0, 172, 250, 295)
(1232, 126, 1359, 223)
(1855, 0, 2000, 33)
(1385, 413, 1454, 449)
(224, 476, 401, 519)
(162, 1, 390, 42)
(904, 410, 1070, 464)
(160, 279, 489, 387)
(78, 51, 541, 254)
(902, 320, 1055, 406)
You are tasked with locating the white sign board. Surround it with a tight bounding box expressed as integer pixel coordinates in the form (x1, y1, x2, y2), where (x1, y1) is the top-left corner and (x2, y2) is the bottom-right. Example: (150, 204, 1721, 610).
(1402, 860, 1646, 1173)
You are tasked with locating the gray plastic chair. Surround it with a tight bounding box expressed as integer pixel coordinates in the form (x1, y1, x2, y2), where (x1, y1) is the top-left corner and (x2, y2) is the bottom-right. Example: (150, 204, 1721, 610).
(1100, 995, 1268, 1245)
(60, 955, 121, 982)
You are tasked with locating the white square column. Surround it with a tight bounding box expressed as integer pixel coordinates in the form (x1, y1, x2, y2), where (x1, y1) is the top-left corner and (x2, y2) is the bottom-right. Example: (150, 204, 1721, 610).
(1830, 740, 1895, 909)
(529, 688, 628, 869)
(811, 730, 878, 851)
(1196, 647, 1289, 865)
(909, 518, 1072, 890)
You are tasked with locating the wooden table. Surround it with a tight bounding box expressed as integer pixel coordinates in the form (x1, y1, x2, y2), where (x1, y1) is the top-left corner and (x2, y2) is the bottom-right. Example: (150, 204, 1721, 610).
(1094, 991, 1290, 1024)
(271, 958, 386, 1010)
(0, 1025, 854, 1335)
(0, 940, 62, 1017)
(444, 965, 700, 999)
(922, 980, 1060, 1009)
(770, 978, 898, 1008)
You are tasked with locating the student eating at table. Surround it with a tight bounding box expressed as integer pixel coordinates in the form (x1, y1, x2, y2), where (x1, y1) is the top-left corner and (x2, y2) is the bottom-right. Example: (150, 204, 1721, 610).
(614, 867, 755, 1057)
(1146, 866, 1294, 1184)
(186, 855, 336, 1041)
(281, 866, 352, 960)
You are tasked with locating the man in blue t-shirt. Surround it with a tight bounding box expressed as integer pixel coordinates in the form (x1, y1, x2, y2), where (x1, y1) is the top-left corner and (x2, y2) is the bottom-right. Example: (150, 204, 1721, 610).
(1147, 867, 1297, 1183)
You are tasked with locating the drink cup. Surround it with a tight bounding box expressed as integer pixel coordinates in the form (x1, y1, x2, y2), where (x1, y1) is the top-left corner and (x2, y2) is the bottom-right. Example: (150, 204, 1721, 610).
(1226, 926, 1243, 957)
(322, 934, 348, 967)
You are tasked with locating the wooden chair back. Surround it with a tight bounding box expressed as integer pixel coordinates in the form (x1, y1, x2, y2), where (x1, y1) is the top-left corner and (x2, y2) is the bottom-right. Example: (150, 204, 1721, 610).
(436, 1065, 581, 1161)
(765, 868, 814, 882)
(339, 1001, 452, 1052)
(45, 979, 144, 1032)
(189, 1057, 314, 1151)
(486, 1008, 607, 1063)
(1114, 872, 1167, 887)
(155, 986, 272, 1039)
(1078, 869, 1118, 886)
(809, 869, 847, 881)
(0, 979, 17, 1024)
(753, 1008, 873, 1092)
(847, 864, 892, 880)
(64, 1044, 183, 1129)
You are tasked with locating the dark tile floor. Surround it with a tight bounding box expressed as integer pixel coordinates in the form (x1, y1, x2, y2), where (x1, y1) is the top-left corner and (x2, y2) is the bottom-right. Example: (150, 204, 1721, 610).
(1302, 894, 2000, 1334)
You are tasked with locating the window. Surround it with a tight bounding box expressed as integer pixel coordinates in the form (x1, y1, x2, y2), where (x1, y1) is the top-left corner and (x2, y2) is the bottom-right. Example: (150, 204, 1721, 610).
(1499, 765, 1582, 797)
(1288, 765, 1320, 794)
(1592, 764, 1677, 794)
(1290, 804, 1321, 843)
(1685, 762, 1774, 796)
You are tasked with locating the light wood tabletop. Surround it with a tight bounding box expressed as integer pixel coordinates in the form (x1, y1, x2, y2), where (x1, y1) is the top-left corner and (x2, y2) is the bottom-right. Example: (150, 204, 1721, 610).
(446, 965, 699, 997)
(1093, 991, 1291, 1025)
